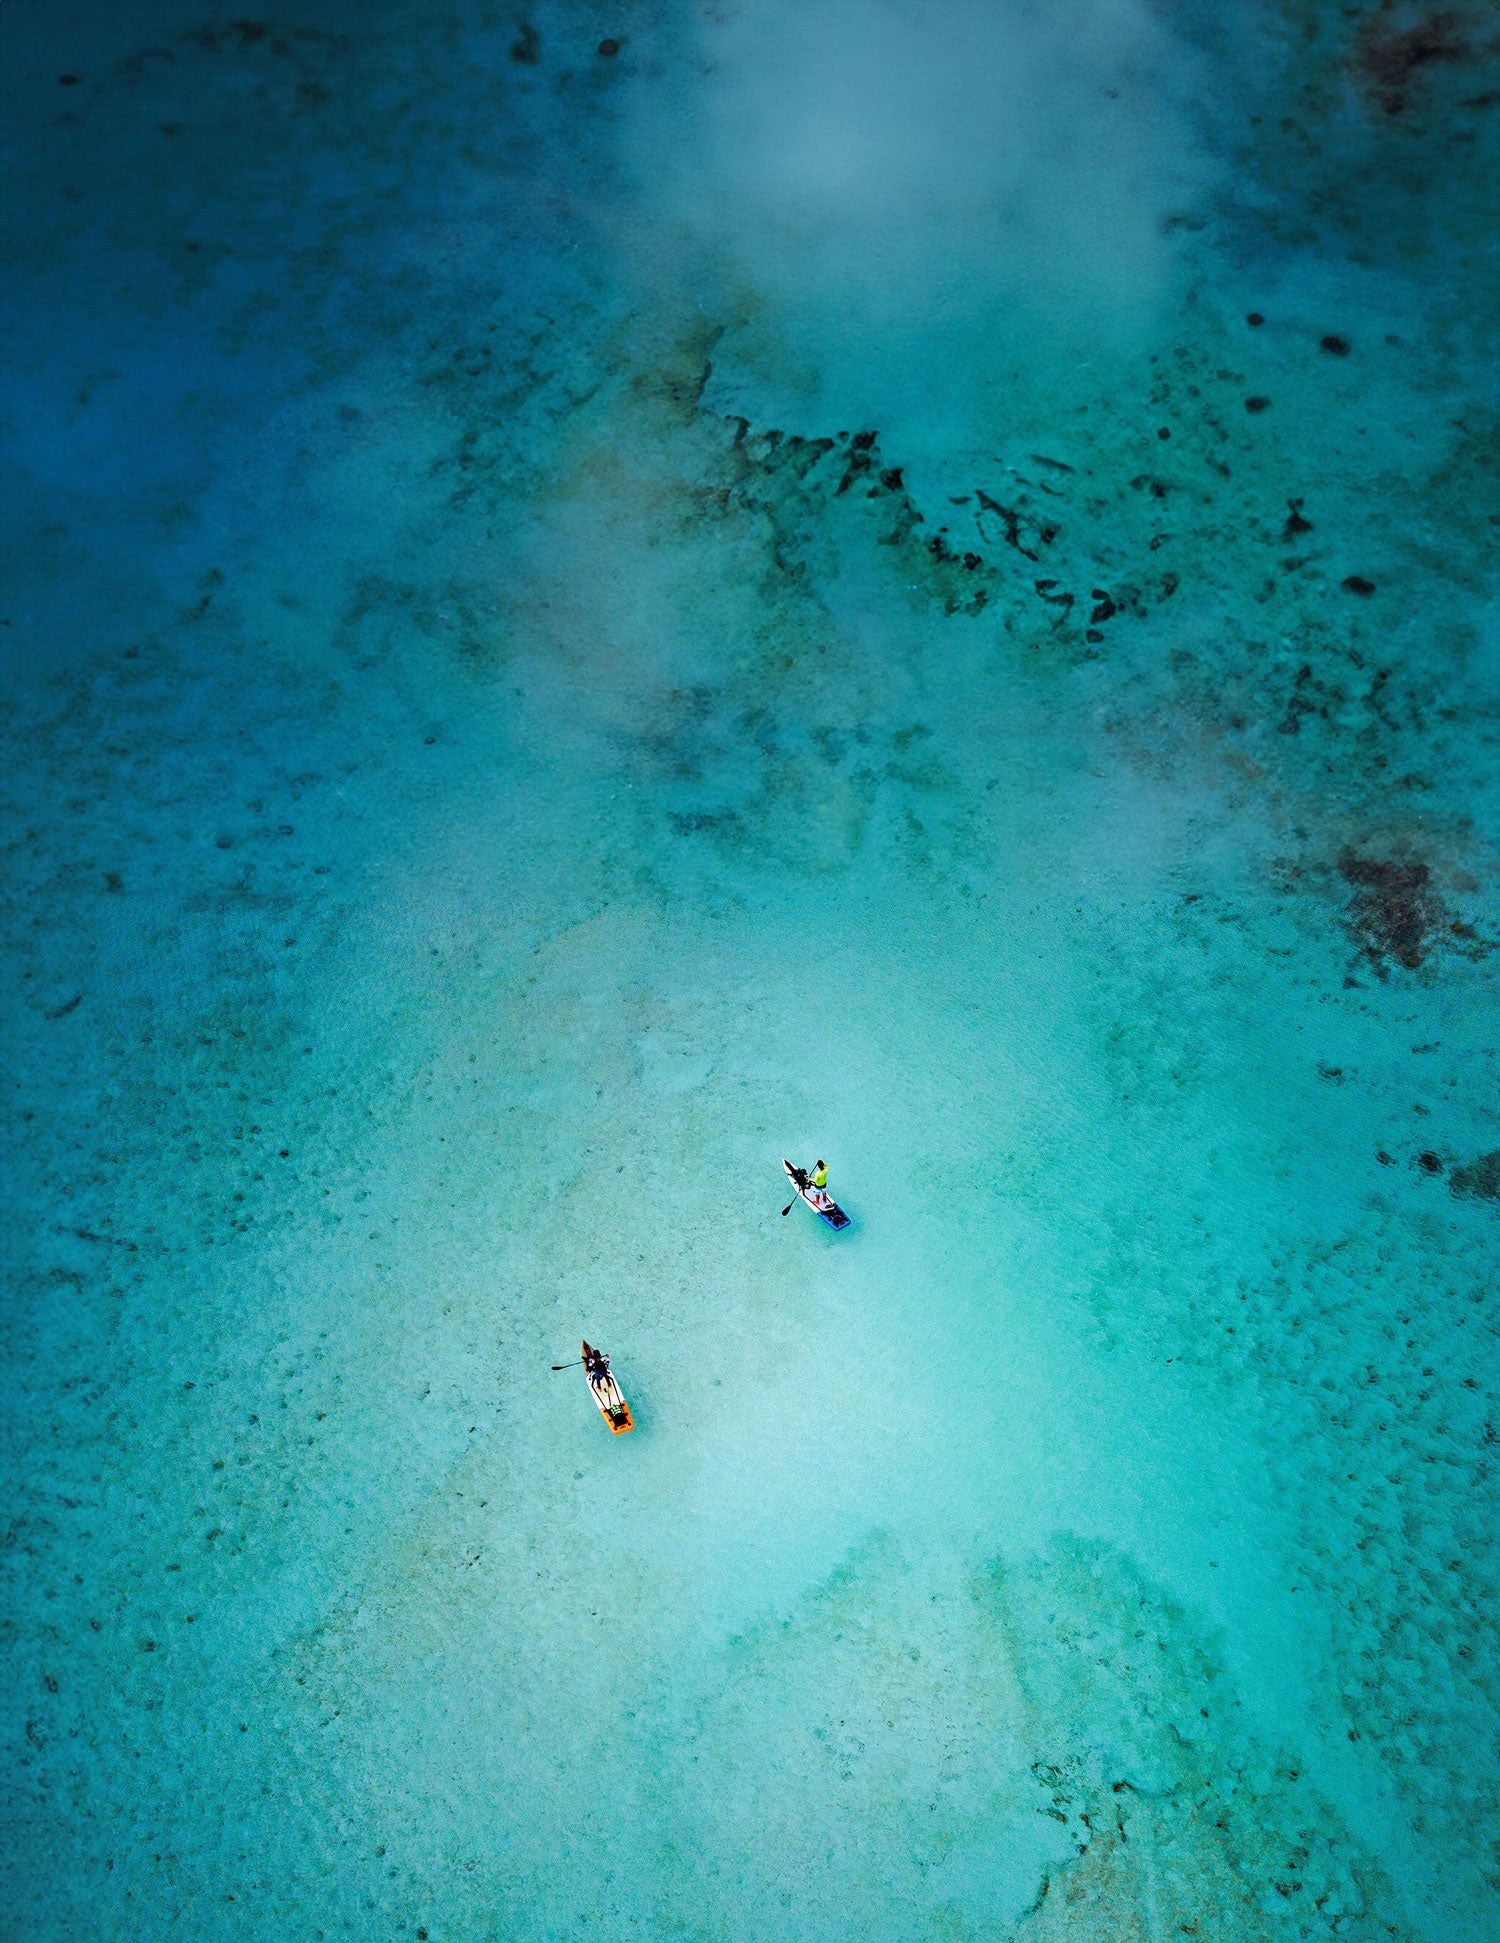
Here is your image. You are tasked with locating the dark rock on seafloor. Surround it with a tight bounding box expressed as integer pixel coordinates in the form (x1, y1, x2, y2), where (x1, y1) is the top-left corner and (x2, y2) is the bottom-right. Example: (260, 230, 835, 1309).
(1284, 498, 1313, 537)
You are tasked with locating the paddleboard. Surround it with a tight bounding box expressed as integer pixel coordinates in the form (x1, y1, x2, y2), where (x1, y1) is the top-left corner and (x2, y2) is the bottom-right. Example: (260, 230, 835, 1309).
(582, 1340, 634, 1433)
(783, 1159, 851, 1231)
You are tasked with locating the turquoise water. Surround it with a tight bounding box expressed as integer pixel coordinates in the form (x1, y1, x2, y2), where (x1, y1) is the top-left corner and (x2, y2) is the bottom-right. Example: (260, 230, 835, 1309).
(4, 2, 1498, 1937)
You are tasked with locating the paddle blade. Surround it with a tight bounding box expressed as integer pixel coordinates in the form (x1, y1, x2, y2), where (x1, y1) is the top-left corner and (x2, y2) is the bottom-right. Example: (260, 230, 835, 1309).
(781, 1201, 795, 1216)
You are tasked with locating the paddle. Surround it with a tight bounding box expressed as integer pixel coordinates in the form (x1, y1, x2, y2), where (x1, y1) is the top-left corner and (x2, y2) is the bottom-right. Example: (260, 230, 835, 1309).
(551, 1360, 583, 1371)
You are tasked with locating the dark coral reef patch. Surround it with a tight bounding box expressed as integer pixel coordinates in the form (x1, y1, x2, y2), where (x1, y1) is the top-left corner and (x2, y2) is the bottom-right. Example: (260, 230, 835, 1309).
(1449, 1150, 1500, 1202)
(1338, 851, 1442, 972)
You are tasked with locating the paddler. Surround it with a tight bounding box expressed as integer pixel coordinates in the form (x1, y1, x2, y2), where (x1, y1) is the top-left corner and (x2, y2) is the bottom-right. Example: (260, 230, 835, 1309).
(809, 1159, 832, 1208)
(583, 1342, 612, 1388)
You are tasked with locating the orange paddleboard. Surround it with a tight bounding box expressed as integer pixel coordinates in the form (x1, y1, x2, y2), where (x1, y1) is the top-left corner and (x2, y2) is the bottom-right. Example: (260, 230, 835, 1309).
(582, 1340, 634, 1433)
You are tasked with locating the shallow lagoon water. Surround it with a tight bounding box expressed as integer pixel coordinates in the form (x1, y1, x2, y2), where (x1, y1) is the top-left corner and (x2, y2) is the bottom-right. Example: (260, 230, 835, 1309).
(3, 2, 1498, 1937)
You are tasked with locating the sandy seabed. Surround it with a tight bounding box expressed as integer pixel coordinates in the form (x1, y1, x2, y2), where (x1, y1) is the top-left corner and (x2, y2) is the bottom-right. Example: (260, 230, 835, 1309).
(3, 2, 1498, 1937)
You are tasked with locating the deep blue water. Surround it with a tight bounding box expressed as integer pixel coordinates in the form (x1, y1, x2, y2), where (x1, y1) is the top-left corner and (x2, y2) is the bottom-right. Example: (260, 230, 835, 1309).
(3, 3, 1498, 1937)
